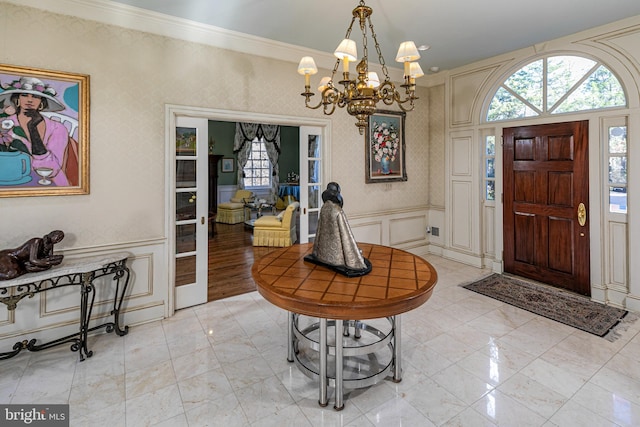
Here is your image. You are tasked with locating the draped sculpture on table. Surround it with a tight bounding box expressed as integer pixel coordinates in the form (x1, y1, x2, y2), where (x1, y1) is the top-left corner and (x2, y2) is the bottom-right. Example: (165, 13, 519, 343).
(304, 182, 372, 277)
(233, 123, 281, 201)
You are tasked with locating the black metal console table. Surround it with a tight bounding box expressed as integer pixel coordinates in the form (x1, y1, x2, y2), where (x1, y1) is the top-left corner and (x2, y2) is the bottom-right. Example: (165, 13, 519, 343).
(0, 252, 130, 361)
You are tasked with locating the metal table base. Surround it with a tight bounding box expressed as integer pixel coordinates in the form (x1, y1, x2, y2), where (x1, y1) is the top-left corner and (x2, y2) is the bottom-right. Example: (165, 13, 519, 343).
(0, 254, 130, 361)
(288, 312, 402, 410)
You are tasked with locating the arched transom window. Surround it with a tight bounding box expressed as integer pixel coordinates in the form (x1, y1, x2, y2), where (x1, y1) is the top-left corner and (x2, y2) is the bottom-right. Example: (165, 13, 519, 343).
(487, 55, 626, 121)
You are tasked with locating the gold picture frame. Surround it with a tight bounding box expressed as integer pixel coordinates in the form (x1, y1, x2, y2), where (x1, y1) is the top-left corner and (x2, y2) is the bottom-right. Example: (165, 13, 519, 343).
(0, 63, 89, 197)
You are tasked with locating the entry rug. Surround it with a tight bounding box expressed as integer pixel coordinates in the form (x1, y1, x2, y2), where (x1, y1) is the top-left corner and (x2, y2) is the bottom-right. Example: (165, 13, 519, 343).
(462, 274, 634, 339)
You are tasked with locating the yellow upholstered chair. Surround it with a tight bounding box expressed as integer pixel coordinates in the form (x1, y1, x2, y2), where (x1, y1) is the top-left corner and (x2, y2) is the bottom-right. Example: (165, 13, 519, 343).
(275, 194, 297, 210)
(253, 201, 299, 247)
(216, 190, 254, 224)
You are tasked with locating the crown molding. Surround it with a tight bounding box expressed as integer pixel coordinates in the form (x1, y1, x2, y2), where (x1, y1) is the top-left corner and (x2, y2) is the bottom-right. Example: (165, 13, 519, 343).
(7, 0, 416, 83)
(8, 0, 333, 64)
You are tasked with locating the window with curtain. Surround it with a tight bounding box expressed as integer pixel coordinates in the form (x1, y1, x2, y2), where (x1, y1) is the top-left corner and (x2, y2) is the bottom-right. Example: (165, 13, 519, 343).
(242, 137, 271, 188)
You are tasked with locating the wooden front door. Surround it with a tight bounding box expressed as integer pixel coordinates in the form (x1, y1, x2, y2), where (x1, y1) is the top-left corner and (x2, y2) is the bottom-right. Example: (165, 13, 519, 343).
(503, 121, 590, 295)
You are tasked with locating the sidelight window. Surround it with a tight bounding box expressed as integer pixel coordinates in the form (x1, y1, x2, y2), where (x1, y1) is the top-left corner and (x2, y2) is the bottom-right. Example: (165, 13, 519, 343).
(608, 125, 627, 214)
(484, 135, 496, 201)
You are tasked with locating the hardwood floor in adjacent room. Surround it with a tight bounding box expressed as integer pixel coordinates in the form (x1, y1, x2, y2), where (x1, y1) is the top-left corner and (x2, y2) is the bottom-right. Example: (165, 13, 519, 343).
(207, 222, 279, 301)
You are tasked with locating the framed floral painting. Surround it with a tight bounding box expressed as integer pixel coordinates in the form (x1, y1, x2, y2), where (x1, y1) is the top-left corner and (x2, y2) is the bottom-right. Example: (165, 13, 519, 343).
(365, 110, 407, 183)
(0, 63, 90, 197)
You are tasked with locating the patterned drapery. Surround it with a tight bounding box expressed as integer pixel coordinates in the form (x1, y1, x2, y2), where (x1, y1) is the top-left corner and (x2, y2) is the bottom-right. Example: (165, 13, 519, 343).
(233, 123, 281, 199)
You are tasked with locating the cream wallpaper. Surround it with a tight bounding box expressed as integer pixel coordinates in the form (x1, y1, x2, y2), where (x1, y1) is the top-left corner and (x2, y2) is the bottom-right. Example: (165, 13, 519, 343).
(428, 84, 445, 208)
(0, 2, 430, 249)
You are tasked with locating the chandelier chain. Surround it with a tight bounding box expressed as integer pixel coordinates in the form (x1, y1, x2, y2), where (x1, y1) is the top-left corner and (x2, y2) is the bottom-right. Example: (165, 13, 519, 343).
(368, 17, 390, 81)
(361, 14, 368, 66)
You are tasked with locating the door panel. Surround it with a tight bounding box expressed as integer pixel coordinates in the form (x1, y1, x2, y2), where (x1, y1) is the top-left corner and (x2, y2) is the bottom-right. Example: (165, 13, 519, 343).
(174, 117, 208, 309)
(503, 121, 590, 295)
(299, 126, 322, 243)
(548, 217, 572, 273)
(514, 213, 535, 264)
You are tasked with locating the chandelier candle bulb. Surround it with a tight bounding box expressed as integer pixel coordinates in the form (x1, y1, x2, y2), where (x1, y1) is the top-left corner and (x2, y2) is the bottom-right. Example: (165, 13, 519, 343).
(335, 38, 357, 75)
(297, 56, 318, 90)
(409, 62, 424, 78)
(367, 71, 380, 88)
(408, 62, 424, 86)
(396, 41, 421, 77)
(318, 76, 331, 92)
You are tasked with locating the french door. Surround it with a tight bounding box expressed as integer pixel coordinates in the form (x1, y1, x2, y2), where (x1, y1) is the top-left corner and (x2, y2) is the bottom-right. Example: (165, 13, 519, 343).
(298, 126, 323, 243)
(174, 116, 209, 309)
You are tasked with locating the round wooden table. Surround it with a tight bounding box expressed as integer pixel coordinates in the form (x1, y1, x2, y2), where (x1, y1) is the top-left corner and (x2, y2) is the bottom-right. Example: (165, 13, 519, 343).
(252, 242, 438, 409)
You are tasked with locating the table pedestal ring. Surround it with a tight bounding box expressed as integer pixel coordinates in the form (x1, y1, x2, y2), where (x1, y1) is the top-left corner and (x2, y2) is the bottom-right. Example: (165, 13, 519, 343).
(290, 313, 401, 410)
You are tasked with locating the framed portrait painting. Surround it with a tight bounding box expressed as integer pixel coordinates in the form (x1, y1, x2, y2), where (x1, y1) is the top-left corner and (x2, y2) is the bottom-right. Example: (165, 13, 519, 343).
(0, 63, 89, 197)
(222, 158, 235, 173)
(366, 110, 407, 183)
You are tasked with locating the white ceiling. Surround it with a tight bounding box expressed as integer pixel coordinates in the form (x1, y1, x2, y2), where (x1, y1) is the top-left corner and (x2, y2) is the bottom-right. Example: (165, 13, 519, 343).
(108, 0, 640, 72)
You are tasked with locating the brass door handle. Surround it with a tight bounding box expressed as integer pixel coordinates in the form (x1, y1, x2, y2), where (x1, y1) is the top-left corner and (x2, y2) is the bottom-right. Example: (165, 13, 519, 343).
(577, 203, 586, 227)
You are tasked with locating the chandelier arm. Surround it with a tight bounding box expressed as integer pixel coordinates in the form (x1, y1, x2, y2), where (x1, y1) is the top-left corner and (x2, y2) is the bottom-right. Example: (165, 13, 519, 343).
(394, 88, 418, 103)
(394, 93, 418, 111)
(381, 97, 396, 106)
(396, 101, 416, 112)
(323, 102, 338, 116)
(377, 81, 397, 105)
(304, 95, 329, 110)
(324, 89, 341, 104)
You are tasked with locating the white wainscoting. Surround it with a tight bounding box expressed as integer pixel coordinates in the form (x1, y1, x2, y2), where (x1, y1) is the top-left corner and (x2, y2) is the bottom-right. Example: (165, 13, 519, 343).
(483, 204, 496, 262)
(218, 185, 238, 204)
(605, 221, 629, 308)
(348, 207, 429, 255)
(218, 185, 272, 204)
(445, 130, 483, 268)
(426, 207, 445, 256)
(0, 239, 167, 353)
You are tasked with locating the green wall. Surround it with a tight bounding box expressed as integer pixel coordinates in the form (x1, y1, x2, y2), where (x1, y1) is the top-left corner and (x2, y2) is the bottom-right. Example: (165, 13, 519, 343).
(208, 121, 299, 186)
(208, 121, 236, 185)
(278, 126, 300, 182)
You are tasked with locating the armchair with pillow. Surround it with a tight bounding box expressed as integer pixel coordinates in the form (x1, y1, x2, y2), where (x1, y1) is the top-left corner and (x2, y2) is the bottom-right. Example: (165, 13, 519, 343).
(216, 190, 255, 224)
(253, 201, 299, 247)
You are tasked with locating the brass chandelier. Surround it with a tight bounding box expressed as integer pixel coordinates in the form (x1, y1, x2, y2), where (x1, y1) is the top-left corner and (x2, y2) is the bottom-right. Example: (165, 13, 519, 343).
(298, 0, 424, 134)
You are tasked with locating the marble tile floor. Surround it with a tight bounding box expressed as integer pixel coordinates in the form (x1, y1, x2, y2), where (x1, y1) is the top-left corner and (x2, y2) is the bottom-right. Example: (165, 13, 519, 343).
(2, 254, 640, 427)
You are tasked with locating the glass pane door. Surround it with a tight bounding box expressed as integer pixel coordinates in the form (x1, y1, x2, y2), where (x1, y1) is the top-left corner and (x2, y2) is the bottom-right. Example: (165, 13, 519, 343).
(299, 127, 322, 243)
(174, 117, 208, 309)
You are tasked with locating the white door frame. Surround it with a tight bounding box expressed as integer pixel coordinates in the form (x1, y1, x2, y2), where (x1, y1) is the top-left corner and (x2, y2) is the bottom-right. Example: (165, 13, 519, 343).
(165, 105, 331, 315)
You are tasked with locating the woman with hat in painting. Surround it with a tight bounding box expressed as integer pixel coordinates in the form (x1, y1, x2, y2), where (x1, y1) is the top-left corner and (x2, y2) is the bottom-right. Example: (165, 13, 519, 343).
(0, 76, 78, 186)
